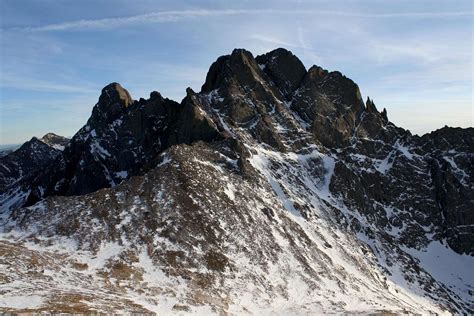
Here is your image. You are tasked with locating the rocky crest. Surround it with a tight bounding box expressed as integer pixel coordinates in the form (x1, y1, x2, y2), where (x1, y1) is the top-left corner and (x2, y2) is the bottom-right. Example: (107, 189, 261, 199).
(0, 48, 472, 314)
(40, 133, 69, 150)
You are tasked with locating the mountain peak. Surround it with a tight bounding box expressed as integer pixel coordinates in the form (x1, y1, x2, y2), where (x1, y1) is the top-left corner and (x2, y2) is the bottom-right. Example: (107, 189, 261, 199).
(201, 49, 260, 93)
(89, 82, 133, 126)
(41, 132, 58, 139)
(256, 47, 307, 98)
(40, 133, 69, 150)
(99, 82, 133, 107)
(306, 65, 329, 79)
(230, 47, 253, 57)
(365, 97, 378, 113)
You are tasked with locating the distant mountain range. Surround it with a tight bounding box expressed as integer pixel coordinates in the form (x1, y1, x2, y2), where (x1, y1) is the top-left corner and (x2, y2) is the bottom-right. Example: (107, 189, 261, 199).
(0, 144, 20, 158)
(0, 48, 472, 314)
(0, 133, 70, 157)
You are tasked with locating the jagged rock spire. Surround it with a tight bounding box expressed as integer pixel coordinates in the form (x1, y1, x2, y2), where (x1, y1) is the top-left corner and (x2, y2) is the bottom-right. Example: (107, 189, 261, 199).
(381, 108, 388, 122)
(366, 97, 389, 123)
(365, 97, 378, 113)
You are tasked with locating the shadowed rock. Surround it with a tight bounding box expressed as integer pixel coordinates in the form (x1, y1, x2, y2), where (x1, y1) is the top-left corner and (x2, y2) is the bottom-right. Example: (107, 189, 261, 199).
(255, 48, 307, 98)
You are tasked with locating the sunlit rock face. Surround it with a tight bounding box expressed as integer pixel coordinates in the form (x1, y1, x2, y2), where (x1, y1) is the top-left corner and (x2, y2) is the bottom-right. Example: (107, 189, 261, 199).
(0, 48, 472, 314)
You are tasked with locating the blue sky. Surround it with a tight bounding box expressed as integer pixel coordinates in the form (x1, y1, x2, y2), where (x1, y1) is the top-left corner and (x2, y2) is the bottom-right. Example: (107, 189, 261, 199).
(0, 0, 472, 145)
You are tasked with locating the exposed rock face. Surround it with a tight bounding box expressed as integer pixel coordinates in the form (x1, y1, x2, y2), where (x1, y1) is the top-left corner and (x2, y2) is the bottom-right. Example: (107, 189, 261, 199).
(290, 65, 365, 147)
(0, 48, 472, 314)
(173, 88, 221, 144)
(419, 127, 474, 254)
(255, 47, 306, 98)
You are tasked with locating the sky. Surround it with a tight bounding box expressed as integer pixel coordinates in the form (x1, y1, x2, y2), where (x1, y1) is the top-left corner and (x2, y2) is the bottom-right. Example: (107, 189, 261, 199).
(0, 0, 472, 145)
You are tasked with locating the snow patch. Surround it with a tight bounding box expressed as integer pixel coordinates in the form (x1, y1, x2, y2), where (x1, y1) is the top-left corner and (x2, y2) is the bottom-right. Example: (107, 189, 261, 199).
(224, 183, 236, 200)
(0, 295, 44, 309)
(115, 171, 128, 179)
(90, 141, 111, 159)
(402, 241, 474, 303)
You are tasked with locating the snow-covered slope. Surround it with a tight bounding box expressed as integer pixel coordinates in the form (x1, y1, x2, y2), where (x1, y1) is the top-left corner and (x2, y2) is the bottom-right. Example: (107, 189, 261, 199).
(0, 48, 472, 314)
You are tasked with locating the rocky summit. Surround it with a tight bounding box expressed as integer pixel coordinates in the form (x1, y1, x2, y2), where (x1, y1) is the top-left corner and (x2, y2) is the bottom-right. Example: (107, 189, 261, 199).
(0, 48, 472, 314)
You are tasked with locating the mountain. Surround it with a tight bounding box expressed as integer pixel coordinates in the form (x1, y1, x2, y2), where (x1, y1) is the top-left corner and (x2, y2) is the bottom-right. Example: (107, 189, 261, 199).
(0, 48, 472, 314)
(39, 133, 69, 151)
(0, 133, 69, 196)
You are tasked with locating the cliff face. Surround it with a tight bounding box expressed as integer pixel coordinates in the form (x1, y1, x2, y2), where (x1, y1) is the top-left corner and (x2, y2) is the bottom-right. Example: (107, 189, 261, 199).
(0, 48, 472, 314)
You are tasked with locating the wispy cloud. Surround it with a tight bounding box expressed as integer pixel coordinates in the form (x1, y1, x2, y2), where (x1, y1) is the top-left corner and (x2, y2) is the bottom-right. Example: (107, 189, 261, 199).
(0, 76, 97, 93)
(296, 27, 322, 65)
(6, 9, 473, 32)
(9, 10, 252, 31)
(249, 35, 301, 49)
(309, 10, 473, 18)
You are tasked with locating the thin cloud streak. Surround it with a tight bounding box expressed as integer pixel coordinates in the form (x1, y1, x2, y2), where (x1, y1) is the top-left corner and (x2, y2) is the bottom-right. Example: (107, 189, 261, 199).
(1, 78, 97, 94)
(7, 9, 473, 32)
(249, 35, 301, 49)
(11, 10, 252, 31)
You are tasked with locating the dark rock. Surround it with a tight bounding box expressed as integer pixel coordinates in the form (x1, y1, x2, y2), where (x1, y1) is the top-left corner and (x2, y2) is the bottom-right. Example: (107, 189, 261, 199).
(255, 48, 307, 98)
(291, 65, 365, 147)
(381, 108, 388, 122)
(90, 82, 133, 126)
(173, 88, 221, 144)
(365, 97, 378, 113)
(15, 82, 226, 201)
(261, 207, 275, 219)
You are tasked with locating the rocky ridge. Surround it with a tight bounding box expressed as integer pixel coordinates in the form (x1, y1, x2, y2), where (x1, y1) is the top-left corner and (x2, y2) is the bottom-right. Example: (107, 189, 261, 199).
(0, 133, 68, 194)
(0, 48, 472, 314)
